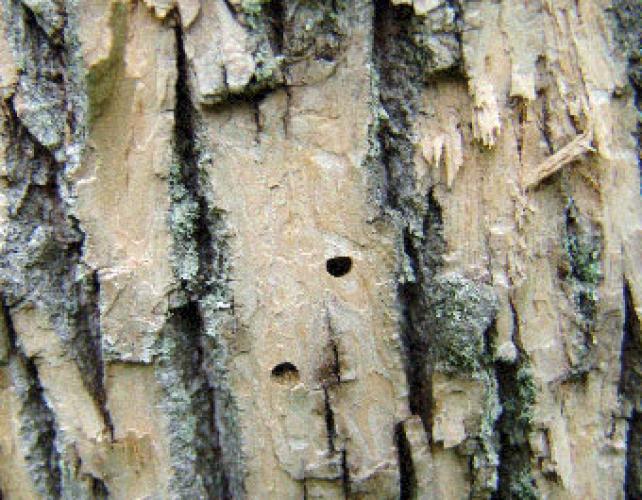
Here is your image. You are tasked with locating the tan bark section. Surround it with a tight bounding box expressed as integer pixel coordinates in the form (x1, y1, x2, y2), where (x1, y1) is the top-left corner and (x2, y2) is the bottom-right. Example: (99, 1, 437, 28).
(73, 0, 176, 362)
(12, 307, 107, 443)
(90, 363, 170, 498)
(198, 17, 409, 497)
(9, 307, 170, 499)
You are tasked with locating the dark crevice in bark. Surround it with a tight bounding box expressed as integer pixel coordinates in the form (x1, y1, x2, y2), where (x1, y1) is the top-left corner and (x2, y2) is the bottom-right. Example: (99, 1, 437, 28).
(493, 359, 537, 500)
(512, 97, 527, 165)
(341, 448, 350, 499)
(393, 189, 446, 435)
(158, 303, 229, 499)
(323, 387, 337, 453)
(373, 0, 455, 439)
(17, 354, 62, 498)
(74, 269, 113, 439)
(331, 340, 341, 384)
(323, 312, 342, 384)
(263, 0, 285, 54)
(173, 18, 216, 296)
(509, 299, 523, 350)
(609, 0, 641, 192)
(1, 298, 62, 498)
(320, 314, 342, 455)
(535, 56, 556, 157)
(252, 98, 263, 142)
(491, 300, 537, 500)
(373, 5, 507, 497)
(1, 296, 17, 350)
(398, 227, 433, 432)
(626, 412, 642, 500)
(18, 0, 65, 45)
(620, 282, 642, 500)
(164, 15, 237, 499)
(1, 95, 112, 437)
(75, 452, 109, 499)
(90, 476, 109, 499)
(395, 422, 417, 500)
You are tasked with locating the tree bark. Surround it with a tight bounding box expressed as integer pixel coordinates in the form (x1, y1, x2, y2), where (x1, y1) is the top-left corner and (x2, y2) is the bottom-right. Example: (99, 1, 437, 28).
(0, 0, 639, 498)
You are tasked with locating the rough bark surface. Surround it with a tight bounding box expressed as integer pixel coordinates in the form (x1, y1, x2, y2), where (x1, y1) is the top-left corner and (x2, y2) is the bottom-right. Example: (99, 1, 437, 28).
(0, 0, 639, 499)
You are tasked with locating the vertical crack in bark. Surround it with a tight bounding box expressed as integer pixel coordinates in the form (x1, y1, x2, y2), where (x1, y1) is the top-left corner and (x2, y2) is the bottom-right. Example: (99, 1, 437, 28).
(493, 361, 537, 499)
(395, 422, 417, 500)
(620, 282, 642, 500)
(609, 0, 641, 192)
(372, 1, 491, 495)
(318, 311, 346, 487)
(14, 354, 62, 498)
(398, 227, 431, 426)
(373, 0, 451, 437)
(158, 302, 228, 498)
(1, 298, 62, 497)
(322, 387, 337, 453)
(171, 19, 215, 295)
(90, 475, 109, 499)
(490, 299, 537, 500)
(1, 82, 112, 440)
(161, 15, 240, 498)
(341, 448, 350, 499)
(372, 5, 507, 496)
(513, 97, 527, 166)
(372, 3, 468, 493)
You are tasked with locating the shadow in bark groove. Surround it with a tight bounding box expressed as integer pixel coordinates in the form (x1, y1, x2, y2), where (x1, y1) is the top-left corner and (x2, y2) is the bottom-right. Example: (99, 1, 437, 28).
(620, 282, 642, 500)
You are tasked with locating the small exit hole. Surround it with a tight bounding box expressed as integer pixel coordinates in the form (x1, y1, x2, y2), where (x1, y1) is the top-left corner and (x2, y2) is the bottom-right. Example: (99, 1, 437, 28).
(271, 362, 300, 384)
(326, 256, 352, 277)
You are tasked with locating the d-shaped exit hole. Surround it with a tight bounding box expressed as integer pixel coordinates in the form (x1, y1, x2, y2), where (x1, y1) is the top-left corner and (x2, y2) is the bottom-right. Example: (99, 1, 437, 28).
(326, 256, 352, 277)
(271, 362, 300, 384)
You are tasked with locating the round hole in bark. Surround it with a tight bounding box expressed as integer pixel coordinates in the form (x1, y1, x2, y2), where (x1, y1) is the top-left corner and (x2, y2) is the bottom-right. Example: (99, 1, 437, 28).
(326, 256, 352, 277)
(271, 362, 300, 384)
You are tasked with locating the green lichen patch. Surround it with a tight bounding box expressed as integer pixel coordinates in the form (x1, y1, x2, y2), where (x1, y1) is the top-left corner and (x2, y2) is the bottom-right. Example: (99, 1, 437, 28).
(239, 0, 271, 16)
(471, 370, 502, 499)
(507, 468, 539, 500)
(502, 365, 536, 428)
(427, 273, 499, 374)
(561, 199, 602, 322)
(495, 359, 538, 500)
(559, 199, 603, 376)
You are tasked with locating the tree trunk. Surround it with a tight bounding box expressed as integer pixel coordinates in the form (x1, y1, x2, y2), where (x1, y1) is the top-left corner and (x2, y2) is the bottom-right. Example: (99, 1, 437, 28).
(0, 0, 639, 498)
